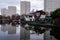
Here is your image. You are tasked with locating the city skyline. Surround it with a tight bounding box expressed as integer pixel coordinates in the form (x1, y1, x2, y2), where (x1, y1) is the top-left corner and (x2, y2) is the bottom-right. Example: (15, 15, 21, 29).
(0, 0, 44, 15)
(1, 6, 16, 16)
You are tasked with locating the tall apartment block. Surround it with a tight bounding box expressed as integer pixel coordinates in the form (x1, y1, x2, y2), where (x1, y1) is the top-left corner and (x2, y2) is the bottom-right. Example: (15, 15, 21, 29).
(44, 0, 60, 16)
(20, 1, 30, 14)
(8, 6, 16, 16)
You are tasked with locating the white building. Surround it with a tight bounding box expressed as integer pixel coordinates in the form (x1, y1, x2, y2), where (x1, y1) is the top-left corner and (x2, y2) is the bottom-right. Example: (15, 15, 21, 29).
(1, 6, 16, 16)
(44, 0, 60, 16)
(8, 6, 16, 16)
(1, 8, 8, 16)
(20, 1, 30, 14)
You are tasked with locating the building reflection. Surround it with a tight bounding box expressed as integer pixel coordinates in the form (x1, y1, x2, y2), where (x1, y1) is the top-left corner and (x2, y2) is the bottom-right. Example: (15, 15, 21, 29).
(20, 25, 30, 40)
(1, 24, 7, 32)
(1, 24, 16, 34)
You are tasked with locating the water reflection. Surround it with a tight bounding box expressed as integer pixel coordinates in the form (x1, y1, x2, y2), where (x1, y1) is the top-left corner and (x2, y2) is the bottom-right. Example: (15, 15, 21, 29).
(20, 26, 30, 40)
(20, 24, 44, 40)
(0, 24, 44, 40)
(0, 24, 20, 40)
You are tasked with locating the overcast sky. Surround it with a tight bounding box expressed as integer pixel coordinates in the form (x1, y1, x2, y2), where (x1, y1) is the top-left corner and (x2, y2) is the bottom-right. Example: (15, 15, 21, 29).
(0, 0, 44, 14)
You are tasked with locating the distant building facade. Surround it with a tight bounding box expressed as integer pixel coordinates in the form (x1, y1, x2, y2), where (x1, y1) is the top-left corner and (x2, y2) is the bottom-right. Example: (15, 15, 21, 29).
(8, 6, 16, 16)
(44, 0, 60, 16)
(1, 8, 8, 16)
(20, 1, 30, 14)
(1, 6, 16, 16)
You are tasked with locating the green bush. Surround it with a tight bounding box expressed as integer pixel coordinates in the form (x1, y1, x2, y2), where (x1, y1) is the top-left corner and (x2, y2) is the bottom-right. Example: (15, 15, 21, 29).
(51, 8, 60, 19)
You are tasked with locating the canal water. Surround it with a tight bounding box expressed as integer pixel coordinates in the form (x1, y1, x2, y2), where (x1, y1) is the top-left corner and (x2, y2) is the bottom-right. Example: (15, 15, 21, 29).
(0, 24, 58, 40)
(0, 24, 44, 40)
(0, 24, 20, 40)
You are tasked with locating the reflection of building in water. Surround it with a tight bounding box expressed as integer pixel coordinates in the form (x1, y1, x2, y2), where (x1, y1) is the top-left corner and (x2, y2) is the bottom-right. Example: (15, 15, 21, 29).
(1, 25, 7, 32)
(8, 26, 16, 34)
(1, 24, 16, 34)
(20, 26, 30, 40)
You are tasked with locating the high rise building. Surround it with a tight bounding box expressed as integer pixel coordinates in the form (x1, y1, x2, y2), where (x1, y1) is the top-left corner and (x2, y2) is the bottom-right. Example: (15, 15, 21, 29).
(20, 1, 30, 14)
(1, 6, 16, 16)
(8, 6, 16, 16)
(44, 0, 60, 16)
